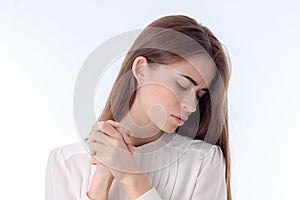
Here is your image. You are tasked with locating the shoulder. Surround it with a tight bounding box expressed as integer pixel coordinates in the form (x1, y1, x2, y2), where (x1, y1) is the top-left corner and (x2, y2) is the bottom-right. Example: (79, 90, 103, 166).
(46, 142, 91, 196)
(47, 142, 89, 165)
(170, 133, 224, 161)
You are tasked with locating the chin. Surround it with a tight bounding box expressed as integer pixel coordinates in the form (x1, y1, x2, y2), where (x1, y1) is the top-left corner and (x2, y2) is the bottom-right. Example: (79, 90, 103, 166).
(160, 123, 179, 134)
(152, 117, 179, 134)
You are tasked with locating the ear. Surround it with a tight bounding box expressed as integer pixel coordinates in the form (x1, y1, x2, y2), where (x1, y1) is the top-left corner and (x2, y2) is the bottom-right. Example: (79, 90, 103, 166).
(131, 56, 149, 83)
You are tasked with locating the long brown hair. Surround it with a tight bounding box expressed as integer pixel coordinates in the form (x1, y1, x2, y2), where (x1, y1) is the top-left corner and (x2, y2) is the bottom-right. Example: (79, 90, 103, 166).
(98, 15, 232, 199)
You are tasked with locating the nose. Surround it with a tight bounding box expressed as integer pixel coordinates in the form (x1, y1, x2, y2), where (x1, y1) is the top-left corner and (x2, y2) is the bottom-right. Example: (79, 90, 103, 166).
(180, 90, 197, 113)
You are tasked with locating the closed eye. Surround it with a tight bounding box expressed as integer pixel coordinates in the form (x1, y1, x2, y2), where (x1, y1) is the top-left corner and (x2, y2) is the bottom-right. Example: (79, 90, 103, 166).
(177, 82, 203, 102)
(177, 81, 208, 101)
(176, 81, 189, 90)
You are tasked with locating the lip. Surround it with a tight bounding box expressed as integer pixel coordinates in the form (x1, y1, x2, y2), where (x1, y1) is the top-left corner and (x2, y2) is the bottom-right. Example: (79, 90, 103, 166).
(171, 115, 187, 125)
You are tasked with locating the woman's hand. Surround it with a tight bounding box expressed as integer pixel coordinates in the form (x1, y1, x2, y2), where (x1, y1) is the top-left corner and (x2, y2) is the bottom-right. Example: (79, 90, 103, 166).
(87, 120, 139, 182)
(87, 120, 153, 200)
(87, 120, 133, 200)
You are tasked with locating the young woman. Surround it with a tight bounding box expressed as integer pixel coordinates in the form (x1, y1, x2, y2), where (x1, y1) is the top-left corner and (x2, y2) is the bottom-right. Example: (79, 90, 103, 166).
(46, 14, 232, 200)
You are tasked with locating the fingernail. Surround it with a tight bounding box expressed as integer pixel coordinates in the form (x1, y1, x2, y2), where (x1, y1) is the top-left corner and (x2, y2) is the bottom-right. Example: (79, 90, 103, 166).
(130, 146, 135, 154)
(124, 134, 131, 144)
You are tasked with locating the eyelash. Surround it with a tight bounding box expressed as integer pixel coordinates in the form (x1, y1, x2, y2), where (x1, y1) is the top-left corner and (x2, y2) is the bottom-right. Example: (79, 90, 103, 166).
(176, 82, 202, 101)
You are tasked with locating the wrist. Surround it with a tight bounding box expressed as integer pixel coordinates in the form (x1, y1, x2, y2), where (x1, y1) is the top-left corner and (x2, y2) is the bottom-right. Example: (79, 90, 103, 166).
(93, 165, 114, 184)
(120, 173, 152, 200)
(87, 174, 114, 200)
(91, 174, 114, 188)
(94, 173, 114, 184)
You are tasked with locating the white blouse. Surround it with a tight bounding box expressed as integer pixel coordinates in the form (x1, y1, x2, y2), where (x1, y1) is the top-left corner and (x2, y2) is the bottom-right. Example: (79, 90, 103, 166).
(45, 132, 227, 200)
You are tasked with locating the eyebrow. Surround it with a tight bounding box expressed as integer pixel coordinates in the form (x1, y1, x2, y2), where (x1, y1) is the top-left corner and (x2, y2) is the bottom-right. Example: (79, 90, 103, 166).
(179, 73, 209, 91)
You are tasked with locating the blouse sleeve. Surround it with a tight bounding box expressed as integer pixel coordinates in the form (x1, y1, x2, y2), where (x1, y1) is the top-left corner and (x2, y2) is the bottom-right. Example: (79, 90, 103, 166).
(135, 188, 162, 200)
(45, 148, 77, 200)
(190, 145, 227, 200)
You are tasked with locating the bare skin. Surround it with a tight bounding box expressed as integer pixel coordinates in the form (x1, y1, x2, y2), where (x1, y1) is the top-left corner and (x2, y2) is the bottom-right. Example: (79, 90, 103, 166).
(87, 55, 216, 199)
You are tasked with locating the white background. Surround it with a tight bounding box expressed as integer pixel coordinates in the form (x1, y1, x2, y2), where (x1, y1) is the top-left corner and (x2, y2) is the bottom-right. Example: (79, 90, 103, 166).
(0, 0, 299, 199)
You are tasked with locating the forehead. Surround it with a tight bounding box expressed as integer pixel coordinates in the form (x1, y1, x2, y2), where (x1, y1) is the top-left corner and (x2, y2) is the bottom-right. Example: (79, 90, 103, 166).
(167, 55, 216, 87)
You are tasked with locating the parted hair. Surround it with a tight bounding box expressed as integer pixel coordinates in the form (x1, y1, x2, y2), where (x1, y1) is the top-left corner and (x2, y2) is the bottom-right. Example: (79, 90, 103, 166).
(98, 15, 232, 200)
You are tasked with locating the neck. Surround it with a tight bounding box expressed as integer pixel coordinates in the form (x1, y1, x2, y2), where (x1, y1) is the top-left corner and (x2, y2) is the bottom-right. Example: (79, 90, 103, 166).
(119, 112, 164, 147)
(130, 131, 164, 147)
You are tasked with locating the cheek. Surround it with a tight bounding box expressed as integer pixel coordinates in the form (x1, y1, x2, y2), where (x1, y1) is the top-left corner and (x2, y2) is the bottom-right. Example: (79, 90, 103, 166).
(139, 84, 180, 127)
(139, 84, 182, 132)
(140, 84, 179, 111)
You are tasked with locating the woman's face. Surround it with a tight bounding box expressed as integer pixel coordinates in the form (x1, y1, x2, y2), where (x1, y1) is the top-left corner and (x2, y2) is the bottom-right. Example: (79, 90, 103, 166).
(132, 55, 216, 134)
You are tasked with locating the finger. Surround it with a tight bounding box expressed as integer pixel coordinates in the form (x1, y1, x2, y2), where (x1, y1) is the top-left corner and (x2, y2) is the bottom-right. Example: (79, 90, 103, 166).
(88, 130, 107, 144)
(105, 120, 131, 139)
(119, 130, 131, 144)
(89, 130, 134, 155)
(91, 120, 134, 154)
(127, 144, 135, 155)
(94, 120, 130, 141)
(91, 122, 101, 131)
(88, 121, 103, 137)
(118, 131, 134, 154)
(90, 120, 120, 139)
(107, 122, 134, 154)
(91, 120, 117, 132)
(117, 124, 131, 136)
(89, 127, 129, 153)
(89, 140, 107, 156)
(97, 121, 121, 139)
(106, 120, 131, 140)
(106, 120, 120, 128)
(89, 156, 98, 165)
(89, 156, 105, 165)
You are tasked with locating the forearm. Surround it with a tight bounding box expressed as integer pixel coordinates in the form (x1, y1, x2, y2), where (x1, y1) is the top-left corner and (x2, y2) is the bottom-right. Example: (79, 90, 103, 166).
(120, 173, 152, 200)
(87, 175, 114, 200)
